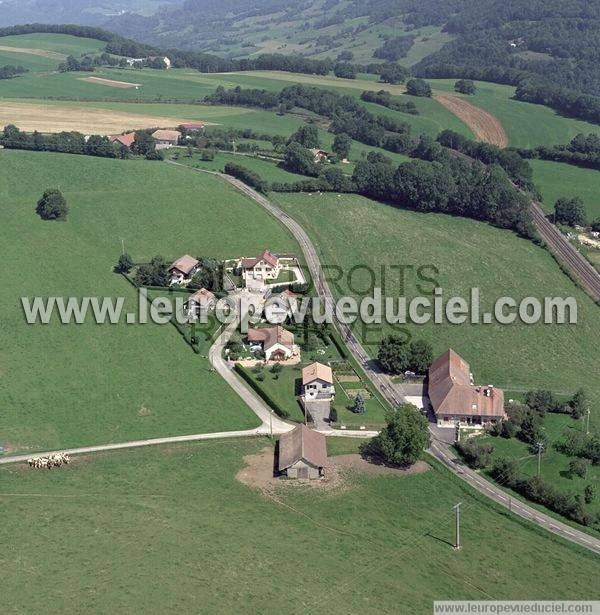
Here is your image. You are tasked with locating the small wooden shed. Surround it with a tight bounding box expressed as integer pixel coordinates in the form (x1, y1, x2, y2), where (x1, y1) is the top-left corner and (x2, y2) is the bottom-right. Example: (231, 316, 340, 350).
(278, 424, 327, 479)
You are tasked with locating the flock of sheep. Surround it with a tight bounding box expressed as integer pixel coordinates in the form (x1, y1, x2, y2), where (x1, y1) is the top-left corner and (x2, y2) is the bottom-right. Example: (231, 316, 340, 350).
(27, 453, 71, 469)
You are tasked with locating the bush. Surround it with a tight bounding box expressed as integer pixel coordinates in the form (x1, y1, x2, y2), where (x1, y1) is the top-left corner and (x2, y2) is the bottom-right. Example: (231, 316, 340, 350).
(329, 407, 338, 423)
(406, 78, 432, 97)
(115, 252, 133, 274)
(456, 439, 495, 469)
(569, 458, 590, 478)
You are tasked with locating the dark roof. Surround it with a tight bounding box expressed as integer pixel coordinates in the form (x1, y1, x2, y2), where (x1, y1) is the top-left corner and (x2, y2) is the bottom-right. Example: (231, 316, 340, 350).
(278, 424, 327, 471)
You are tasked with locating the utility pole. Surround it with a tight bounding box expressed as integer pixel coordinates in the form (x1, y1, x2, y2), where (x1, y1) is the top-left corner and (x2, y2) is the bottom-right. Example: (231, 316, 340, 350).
(536, 441, 544, 476)
(453, 503, 462, 550)
(120, 238, 125, 255)
(269, 410, 273, 439)
(585, 407, 591, 435)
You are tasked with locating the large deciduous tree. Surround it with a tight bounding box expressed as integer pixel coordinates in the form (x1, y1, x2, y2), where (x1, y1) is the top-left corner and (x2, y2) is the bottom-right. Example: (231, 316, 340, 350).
(360, 404, 429, 466)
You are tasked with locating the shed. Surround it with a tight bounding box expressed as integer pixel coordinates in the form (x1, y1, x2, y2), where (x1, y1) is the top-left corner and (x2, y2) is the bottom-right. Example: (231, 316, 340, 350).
(278, 424, 327, 479)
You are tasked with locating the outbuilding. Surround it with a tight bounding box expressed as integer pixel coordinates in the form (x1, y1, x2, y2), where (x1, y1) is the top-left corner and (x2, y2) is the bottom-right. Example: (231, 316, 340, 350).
(278, 424, 327, 479)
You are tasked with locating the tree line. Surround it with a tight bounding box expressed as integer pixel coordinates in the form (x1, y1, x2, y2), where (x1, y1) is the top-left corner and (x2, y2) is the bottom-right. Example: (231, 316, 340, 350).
(519, 132, 600, 171)
(0, 125, 162, 161)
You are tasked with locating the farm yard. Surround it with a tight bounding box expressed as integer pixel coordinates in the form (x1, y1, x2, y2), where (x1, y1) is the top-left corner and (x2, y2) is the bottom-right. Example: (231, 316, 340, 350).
(0, 438, 598, 613)
(0, 149, 302, 453)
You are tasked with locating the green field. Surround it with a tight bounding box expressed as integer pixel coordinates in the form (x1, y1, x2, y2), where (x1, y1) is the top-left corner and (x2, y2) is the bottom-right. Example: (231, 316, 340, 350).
(1, 438, 598, 612)
(0, 150, 303, 453)
(0, 33, 105, 57)
(531, 159, 600, 221)
(429, 79, 600, 148)
(272, 192, 600, 420)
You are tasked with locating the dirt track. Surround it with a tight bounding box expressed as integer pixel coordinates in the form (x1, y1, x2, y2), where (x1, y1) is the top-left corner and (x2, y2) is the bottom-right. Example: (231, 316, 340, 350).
(79, 76, 141, 89)
(434, 92, 508, 147)
(0, 45, 66, 61)
(0, 101, 210, 135)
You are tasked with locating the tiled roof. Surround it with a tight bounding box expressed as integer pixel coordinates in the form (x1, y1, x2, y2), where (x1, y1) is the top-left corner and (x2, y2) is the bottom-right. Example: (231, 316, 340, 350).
(278, 424, 328, 471)
(428, 349, 505, 417)
(302, 362, 333, 385)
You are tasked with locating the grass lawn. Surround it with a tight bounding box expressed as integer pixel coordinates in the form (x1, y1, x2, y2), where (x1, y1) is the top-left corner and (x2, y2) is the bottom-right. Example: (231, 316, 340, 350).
(477, 413, 600, 520)
(272, 192, 600, 423)
(0, 438, 598, 612)
(531, 159, 600, 221)
(428, 79, 600, 148)
(0, 33, 105, 57)
(0, 150, 302, 453)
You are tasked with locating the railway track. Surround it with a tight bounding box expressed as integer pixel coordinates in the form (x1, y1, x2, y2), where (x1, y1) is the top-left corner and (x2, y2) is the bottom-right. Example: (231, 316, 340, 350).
(530, 201, 600, 301)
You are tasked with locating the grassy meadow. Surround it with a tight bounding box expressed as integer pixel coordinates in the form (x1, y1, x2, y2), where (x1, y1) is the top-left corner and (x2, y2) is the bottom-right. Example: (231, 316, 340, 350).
(0, 33, 105, 57)
(0, 150, 302, 453)
(429, 79, 600, 148)
(272, 192, 600, 419)
(531, 159, 600, 221)
(0, 438, 598, 613)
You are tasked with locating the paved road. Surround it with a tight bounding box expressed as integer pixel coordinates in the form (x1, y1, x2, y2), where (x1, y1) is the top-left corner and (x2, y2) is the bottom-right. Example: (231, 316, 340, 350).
(208, 305, 293, 435)
(197, 164, 600, 554)
(429, 435, 600, 555)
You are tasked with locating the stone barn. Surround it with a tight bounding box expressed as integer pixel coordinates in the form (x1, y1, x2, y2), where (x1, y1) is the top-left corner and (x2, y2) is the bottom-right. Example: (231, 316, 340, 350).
(278, 424, 327, 479)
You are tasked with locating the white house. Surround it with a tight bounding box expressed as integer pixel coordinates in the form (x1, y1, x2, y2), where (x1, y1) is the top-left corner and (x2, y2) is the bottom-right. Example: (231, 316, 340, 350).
(169, 255, 199, 286)
(239, 250, 281, 282)
(247, 326, 295, 361)
(302, 362, 335, 401)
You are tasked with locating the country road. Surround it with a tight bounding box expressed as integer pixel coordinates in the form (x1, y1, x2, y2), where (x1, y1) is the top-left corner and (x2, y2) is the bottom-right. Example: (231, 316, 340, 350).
(174, 162, 600, 555)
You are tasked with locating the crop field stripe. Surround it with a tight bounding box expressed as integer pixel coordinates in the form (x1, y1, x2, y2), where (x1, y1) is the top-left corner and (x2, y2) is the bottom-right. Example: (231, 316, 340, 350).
(434, 92, 508, 147)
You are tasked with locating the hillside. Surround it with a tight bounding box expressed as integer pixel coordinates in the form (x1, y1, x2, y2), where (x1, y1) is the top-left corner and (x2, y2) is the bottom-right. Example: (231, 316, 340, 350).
(3, 1, 600, 102)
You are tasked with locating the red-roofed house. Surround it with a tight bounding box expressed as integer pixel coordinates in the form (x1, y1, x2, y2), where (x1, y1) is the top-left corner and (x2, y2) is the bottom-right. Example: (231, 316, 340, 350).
(302, 362, 335, 401)
(428, 349, 506, 429)
(109, 132, 136, 149)
(239, 250, 282, 283)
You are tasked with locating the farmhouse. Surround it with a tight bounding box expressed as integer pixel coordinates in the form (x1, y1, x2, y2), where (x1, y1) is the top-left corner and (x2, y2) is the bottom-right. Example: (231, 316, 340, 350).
(302, 362, 335, 401)
(428, 349, 506, 428)
(108, 132, 136, 149)
(152, 129, 181, 149)
(310, 148, 328, 162)
(186, 287, 216, 317)
(247, 325, 295, 361)
(278, 424, 327, 479)
(169, 255, 199, 286)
